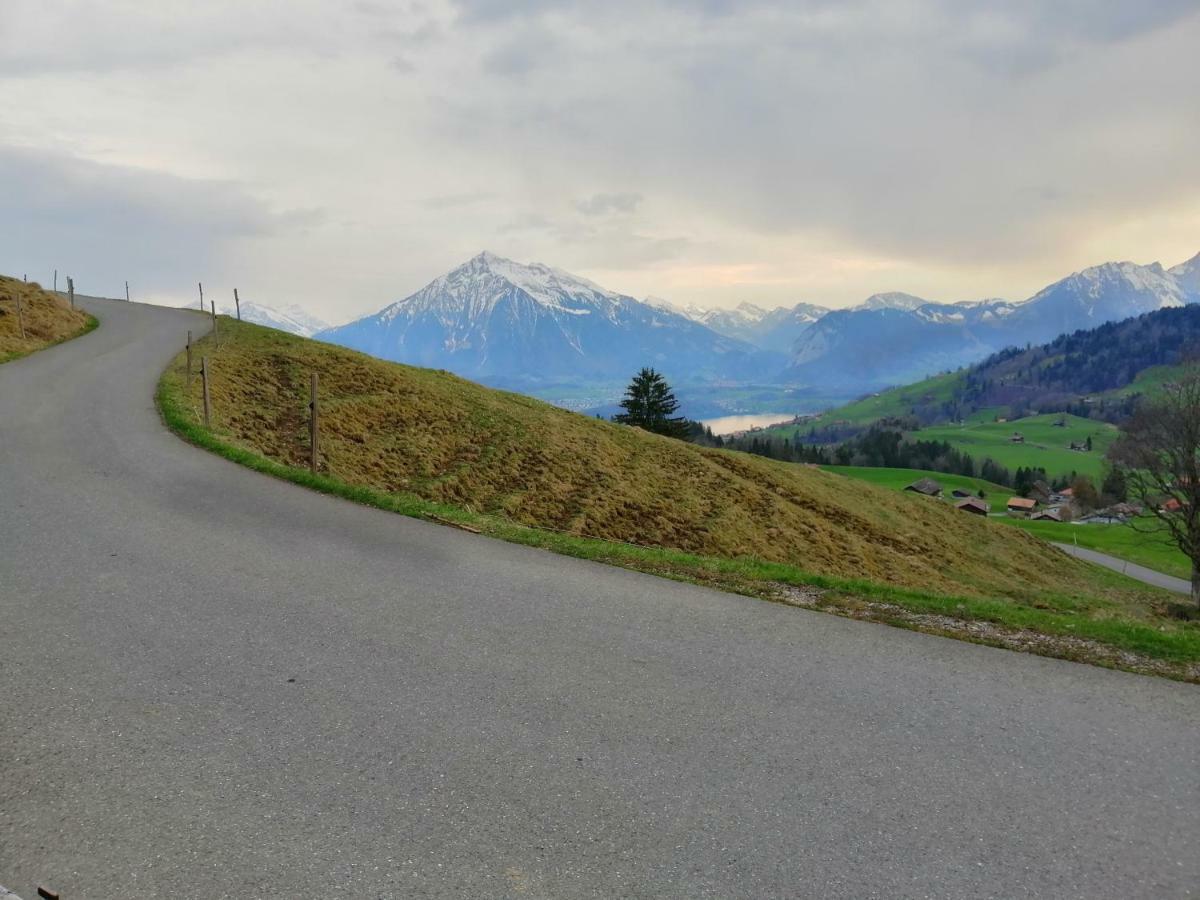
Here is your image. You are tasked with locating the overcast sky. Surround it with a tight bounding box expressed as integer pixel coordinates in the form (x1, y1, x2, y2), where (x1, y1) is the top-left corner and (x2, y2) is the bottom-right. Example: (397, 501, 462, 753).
(2, 0, 1198, 322)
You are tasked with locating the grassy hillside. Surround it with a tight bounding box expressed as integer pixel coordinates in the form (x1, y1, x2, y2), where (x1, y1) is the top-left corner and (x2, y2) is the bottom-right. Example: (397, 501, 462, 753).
(1008, 519, 1190, 581)
(823, 466, 1014, 503)
(156, 319, 1200, 676)
(0, 276, 94, 363)
(775, 371, 965, 436)
(917, 413, 1117, 481)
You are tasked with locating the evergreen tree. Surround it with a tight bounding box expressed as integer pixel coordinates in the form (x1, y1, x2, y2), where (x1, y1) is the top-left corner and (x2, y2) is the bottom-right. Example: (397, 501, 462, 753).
(613, 368, 689, 439)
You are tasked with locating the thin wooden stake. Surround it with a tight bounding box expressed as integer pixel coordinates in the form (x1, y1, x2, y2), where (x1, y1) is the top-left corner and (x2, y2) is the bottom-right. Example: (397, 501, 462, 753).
(198, 281, 205, 311)
(186, 330, 193, 387)
(53, 269, 57, 292)
(234, 288, 241, 321)
(310, 372, 320, 474)
(201, 356, 212, 428)
(67, 277, 74, 309)
(16, 292, 26, 339)
(125, 280, 130, 302)
(210, 299, 219, 346)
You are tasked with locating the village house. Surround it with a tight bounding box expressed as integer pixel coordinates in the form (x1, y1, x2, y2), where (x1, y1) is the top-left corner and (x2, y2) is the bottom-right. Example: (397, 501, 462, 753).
(1030, 507, 1064, 522)
(904, 477, 943, 498)
(1006, 497, 1038, 517)
(955, 497, 990, 516)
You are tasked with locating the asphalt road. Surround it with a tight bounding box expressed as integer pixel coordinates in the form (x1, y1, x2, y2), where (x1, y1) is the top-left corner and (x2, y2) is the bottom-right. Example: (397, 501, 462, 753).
(1053, 542, 1191, 595)
(2, 298, 1198, 899)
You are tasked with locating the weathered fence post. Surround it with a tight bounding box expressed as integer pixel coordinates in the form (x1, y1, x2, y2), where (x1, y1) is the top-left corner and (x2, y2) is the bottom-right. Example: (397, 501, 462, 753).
(310, 373, 320, 474)
(186, 330, 193, 387)
(16, 292, 26, 340)
(198, 281, 204, 311)
(125, 281, 130, 302)
(53, 269, 57, 293)
(67, 277, 74, 309)
(210, 300, 219, 346)
(234, 288, 241, 321)
(201, 357, 212, 428)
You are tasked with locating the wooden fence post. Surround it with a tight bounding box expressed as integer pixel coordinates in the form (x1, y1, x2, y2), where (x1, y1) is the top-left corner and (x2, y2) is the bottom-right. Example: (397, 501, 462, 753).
(16, 292, 26, 340)
(67, 277, 74, 309)
(53, 269, 57, 293)
(234, 288, 241, 321)
(201, 357, 212, 428)
(198, 281, 204, 311)
(125, 281, 130, 302)
(186, 330, 193, 387)
(310, 373, 319, 474)
(210, 300, 219, 346)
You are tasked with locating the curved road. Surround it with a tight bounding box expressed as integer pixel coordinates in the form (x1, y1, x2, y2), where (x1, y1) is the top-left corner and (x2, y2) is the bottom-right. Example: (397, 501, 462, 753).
(1, 298, 1197, 899)
(1053, 542, 1191, 595)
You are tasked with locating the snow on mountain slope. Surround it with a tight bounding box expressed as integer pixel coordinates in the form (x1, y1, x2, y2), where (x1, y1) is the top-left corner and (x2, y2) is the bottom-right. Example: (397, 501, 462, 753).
(221, 301, 330, 337)
(1003, 260, 1191, 341)
(780, 255, 1199, 391)
(317, 252, 778, 383)
(855, 292, 930, 312)
(1168, 251, 1200, 296)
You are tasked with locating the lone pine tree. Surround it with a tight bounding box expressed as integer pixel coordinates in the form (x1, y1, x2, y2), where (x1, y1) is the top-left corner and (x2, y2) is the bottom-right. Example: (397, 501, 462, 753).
(614, 367, 689, 439)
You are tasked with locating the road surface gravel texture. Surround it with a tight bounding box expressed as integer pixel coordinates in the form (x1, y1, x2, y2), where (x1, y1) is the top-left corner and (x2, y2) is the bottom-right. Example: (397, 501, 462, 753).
(1, 298, 1197, 899)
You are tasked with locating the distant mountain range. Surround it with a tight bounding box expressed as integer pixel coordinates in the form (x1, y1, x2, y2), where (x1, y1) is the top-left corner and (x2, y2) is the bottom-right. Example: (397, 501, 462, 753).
(317, 252, 780, 384)
(780, 256, 1200, 391)
(222, 300, 330, 337)
(250, 248, 1200, 403)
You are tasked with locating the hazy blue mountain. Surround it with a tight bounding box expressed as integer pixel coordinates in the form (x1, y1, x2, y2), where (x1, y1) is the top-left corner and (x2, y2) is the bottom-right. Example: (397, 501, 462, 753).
(1002, 260, 1191, 343)
(781, 256, 1198, 391)
(317, 252, 779, 384)
(1168, 251, 1200, 295)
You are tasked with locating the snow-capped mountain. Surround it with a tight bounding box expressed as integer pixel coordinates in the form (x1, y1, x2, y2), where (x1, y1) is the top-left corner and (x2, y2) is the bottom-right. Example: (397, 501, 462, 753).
(224, 301, 330, 337)
(854, 292, 931, 312)
(1002, 260, 1190, 342)
(1168, 251, 1200, 295)
(781, 256, 1199, 391)
(663, 299, 831, 352)
(317, 252, 778, 383)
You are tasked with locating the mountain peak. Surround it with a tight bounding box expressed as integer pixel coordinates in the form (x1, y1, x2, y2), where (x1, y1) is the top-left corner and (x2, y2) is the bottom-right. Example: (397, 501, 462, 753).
(856, 292, 930, 312)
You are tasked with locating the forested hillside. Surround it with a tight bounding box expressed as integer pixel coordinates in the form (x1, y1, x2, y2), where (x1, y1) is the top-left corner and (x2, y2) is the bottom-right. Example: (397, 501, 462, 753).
(959, 305, 1200, 420)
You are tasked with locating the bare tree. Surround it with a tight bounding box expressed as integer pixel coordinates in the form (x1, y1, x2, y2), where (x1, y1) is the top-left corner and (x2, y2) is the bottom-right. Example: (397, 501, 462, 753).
(1108, 367, 1200, 607)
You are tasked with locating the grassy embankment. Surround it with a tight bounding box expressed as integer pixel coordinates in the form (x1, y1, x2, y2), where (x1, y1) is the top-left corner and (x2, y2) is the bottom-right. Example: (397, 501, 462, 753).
(156, 318, 1200, 678)
(0, 276, 96, 363)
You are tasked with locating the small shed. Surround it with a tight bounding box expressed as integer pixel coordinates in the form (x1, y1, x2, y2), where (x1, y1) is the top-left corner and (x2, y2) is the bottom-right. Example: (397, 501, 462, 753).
(1010, 432, 1025, 443)
(1031, 507, 1063, 522)
(904, 477, 943, 497)
(955, 497, 990, 516)
(1006, 497, 1038, 517)
(951, 489, 974, 499)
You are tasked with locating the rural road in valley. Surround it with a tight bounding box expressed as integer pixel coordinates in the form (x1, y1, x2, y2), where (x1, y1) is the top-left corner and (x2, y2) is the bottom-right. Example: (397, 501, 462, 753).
(1, 298, 1198, 899)
(1053, 541, 1191, 595)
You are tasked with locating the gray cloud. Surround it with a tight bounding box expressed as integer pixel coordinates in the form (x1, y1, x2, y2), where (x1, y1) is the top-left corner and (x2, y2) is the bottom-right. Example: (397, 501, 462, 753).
(0, 146, 280, 296)
(576, 193, 643, 216)
(1, 0, 1197, 312)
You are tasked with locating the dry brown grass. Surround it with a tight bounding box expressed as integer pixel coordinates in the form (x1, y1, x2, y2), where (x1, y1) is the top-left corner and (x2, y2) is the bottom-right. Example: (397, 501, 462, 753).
(160, 317, 1173, 612)
(0, 276, 92, 362)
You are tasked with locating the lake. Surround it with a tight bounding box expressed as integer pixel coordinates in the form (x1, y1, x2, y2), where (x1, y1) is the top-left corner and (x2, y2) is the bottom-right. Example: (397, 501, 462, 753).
(701, 413, 799, 435)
